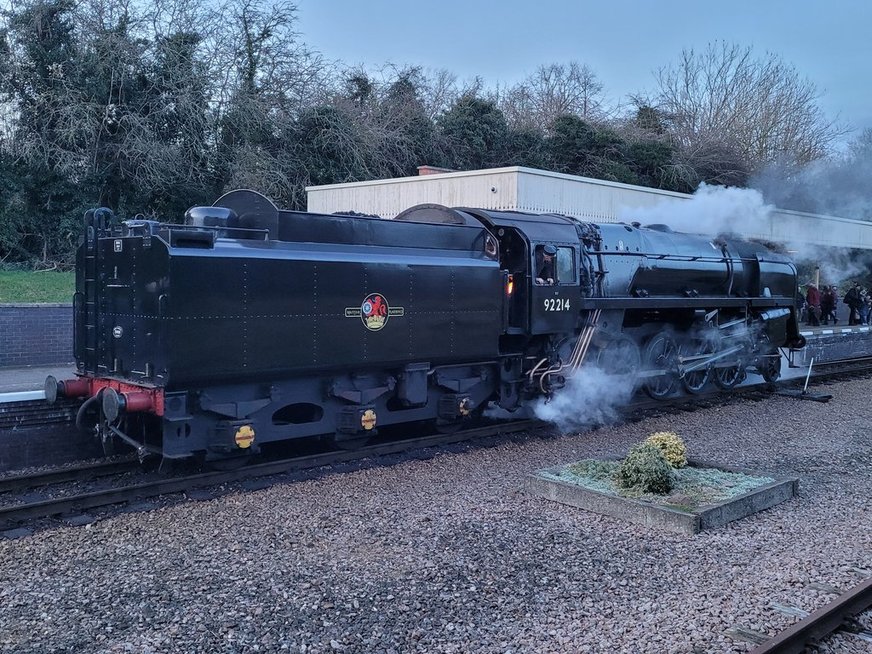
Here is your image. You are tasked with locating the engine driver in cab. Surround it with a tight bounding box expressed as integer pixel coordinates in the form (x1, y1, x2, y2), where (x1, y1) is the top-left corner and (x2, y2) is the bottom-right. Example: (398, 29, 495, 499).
(536, 244, 557, 285)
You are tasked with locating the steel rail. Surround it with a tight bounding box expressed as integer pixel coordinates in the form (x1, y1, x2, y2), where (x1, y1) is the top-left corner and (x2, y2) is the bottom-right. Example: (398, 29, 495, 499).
(0, 459, 139, 495)
(0, 419, 540, 530)
(749, 576, 872, 654)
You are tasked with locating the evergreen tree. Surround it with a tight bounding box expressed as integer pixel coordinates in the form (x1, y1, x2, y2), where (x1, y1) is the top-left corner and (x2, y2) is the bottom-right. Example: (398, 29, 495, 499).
(438, 95, 511, 170)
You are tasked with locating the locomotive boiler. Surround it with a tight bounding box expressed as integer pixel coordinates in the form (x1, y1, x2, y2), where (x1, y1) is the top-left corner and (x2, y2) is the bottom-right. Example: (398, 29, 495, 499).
(46, 191, 805, 464)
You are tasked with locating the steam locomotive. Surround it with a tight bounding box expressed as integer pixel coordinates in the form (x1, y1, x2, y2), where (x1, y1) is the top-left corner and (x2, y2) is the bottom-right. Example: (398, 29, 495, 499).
(46, 190, 805, 463)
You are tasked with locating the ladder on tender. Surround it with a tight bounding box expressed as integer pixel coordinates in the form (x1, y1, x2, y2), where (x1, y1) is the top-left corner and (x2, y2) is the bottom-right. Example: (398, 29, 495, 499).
(77, 210, 103, 373)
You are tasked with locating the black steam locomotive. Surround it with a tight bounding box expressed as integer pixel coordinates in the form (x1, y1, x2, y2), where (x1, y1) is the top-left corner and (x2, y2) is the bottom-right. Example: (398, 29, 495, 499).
(46, 190, 805, 463)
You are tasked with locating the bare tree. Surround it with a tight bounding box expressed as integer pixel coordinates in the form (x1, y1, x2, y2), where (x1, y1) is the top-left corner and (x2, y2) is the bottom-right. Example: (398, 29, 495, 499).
(499, 62, 605, 131)
(415, 67, 460, 121)
(654, 42, 845, 172)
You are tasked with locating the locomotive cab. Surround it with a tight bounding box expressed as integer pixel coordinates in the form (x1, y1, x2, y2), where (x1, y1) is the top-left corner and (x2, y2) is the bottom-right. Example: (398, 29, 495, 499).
(529, 242, 579, 334)
(458, 208, 587, 337)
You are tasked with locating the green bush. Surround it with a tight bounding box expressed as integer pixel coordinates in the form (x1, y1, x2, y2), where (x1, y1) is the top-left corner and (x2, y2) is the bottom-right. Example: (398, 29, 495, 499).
(614, 443, 674, 494)
(645, 431, 688, 468)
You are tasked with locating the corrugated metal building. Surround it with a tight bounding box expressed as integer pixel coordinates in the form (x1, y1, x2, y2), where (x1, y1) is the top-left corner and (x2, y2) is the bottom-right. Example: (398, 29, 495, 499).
(306, 166, 872, 250)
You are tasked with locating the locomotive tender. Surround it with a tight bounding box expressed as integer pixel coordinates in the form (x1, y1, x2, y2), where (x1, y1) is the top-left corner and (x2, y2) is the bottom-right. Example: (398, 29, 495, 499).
(46, 190, 805, 463)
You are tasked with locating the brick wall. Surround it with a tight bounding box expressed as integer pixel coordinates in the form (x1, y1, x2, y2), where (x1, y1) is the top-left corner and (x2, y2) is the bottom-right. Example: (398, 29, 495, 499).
(0, 304, 74, 367)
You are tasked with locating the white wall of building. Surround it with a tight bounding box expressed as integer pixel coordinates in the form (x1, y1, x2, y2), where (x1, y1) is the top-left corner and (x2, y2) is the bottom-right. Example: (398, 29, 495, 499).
(307, 168, 519, 217)
(306, 166, 872, 250)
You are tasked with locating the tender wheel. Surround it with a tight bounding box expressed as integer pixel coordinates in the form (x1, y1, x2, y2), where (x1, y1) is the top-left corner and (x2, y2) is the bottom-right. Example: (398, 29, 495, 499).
(330, 434, 372, 449)
(206, 456, 250, 471)
(643, 333, 679, 399)
(434, 419, 463, 434)
(680, 336, 714, 394)
(434, 405, 484, 434)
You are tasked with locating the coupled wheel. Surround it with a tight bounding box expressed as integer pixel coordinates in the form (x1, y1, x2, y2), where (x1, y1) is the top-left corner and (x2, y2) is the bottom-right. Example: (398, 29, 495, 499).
(593, 333, 642, 377)
(643, 333, 679, 399)
(712, 343, 747, 390)
(680, 336, 714, 394)
(713, 364, 746, 390)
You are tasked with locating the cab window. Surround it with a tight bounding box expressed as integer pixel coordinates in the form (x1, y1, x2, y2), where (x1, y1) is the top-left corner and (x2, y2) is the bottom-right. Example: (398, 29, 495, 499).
(556, 246, 575, 284)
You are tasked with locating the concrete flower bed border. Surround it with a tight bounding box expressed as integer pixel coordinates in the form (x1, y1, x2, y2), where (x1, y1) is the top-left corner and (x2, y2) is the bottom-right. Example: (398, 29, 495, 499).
(525, 460, 799, 535)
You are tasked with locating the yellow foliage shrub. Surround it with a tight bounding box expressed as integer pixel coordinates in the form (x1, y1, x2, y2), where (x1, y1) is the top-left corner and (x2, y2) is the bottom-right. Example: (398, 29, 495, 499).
(645, 431, 688, 468)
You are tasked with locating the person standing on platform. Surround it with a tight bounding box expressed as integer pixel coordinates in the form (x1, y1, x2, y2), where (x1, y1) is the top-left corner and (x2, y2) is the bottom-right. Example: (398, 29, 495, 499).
(820, 286, 836, 325)
(844, 282, 862, 325)
(796, 291, 807, 323)
(806, 284, 821, 326)
(860, 289, 870, 325)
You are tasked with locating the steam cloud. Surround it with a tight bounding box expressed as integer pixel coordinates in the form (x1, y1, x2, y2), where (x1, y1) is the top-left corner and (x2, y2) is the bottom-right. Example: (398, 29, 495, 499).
(619, 183, 872, 287)
(751, 143, 872, 222)
(532, 367, 636, 432)
(618, 183, 774, 238)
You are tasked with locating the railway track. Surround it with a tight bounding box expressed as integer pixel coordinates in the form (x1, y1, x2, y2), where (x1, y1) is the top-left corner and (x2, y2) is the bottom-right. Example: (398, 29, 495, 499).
(748, 576, 872, 653)
(0, 383, 779, 533)
(3, 354, 871, 535)
(0, 458, 139, 494)
(0, 419, 542, 533)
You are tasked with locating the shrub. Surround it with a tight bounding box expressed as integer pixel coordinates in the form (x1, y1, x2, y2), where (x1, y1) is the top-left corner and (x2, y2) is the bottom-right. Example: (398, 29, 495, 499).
(614, 443, 674, 494)
(645, 431, 688, 468)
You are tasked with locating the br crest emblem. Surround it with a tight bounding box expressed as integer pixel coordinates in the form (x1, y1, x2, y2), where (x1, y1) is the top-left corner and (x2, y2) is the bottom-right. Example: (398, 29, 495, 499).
(345, 292, 405, 331)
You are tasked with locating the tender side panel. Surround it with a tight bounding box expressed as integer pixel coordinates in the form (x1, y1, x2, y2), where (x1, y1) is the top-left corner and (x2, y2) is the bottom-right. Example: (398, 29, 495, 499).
(164, 246, 502, 385)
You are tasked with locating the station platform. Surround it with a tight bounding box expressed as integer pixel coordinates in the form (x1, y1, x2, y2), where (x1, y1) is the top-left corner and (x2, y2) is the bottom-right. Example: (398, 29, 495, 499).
(792, 324, 872, 367)
(0, 364, 75, 402)
(799, 324, 872, 338)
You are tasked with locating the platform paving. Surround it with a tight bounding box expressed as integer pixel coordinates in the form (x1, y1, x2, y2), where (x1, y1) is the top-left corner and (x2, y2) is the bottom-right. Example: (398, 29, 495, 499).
(0, 364, 75, 396)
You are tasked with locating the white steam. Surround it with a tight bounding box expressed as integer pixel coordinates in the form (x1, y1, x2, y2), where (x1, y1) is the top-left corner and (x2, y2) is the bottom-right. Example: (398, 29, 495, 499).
(618, 183, 774, 238)
(533, 367, 636, 432)
(619, 183, 872, 287)
(751, 139, 872, 222)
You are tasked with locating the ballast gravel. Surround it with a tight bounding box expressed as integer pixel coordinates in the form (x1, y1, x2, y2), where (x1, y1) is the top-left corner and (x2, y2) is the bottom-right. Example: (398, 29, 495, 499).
(1, 378, 871, 654)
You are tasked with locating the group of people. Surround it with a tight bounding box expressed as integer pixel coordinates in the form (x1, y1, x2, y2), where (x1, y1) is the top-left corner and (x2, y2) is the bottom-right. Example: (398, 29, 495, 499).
(802, 281, 872, 326)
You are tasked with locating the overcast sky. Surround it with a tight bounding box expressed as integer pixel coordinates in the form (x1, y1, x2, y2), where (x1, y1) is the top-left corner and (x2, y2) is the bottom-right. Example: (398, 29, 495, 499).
(296, 0, 872, 143)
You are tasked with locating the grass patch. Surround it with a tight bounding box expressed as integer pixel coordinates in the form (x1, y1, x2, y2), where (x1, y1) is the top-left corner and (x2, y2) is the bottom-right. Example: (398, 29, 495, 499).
(0, 271, 75, 303)
(545, 459, 775, 511)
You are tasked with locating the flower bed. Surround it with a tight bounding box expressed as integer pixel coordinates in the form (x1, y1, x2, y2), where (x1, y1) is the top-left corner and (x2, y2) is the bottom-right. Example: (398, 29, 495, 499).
(526, 460, 798, 535)
(545, 459, 776, 511)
